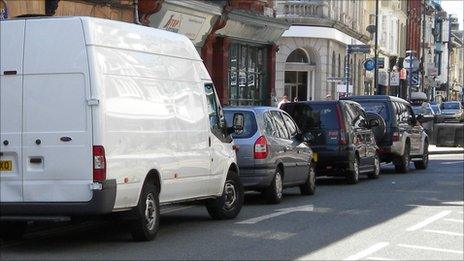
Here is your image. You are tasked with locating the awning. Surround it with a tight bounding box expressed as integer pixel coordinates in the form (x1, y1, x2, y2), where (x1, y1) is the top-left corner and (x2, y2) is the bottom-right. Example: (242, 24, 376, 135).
(282, 25, 365, 46)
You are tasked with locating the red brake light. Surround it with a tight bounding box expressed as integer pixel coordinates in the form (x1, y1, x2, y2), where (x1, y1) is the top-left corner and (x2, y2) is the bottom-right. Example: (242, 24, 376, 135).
(335, 105, 348, 145)
(93, 145, 106, 182)
(254, 136, 268, 159)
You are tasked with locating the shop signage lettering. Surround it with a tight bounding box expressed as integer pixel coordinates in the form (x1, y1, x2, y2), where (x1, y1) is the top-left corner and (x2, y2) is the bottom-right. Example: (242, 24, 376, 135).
(160, 11, 205, 40)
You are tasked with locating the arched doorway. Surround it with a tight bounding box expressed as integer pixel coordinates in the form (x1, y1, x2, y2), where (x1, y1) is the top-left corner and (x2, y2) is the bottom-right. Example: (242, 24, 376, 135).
(284, 49, 316, 101)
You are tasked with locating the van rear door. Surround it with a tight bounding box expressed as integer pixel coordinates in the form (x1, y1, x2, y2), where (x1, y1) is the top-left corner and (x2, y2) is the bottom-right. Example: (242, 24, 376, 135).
(21, 18, 93, 202)
(0, 20, 25, 202)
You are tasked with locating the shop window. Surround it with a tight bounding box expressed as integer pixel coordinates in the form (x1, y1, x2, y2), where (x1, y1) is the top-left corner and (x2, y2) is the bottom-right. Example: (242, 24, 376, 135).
(228, 43, 267, 106)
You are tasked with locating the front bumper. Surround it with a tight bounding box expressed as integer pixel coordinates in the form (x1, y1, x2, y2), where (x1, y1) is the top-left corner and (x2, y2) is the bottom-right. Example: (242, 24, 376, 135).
(0, 179, 116, 216)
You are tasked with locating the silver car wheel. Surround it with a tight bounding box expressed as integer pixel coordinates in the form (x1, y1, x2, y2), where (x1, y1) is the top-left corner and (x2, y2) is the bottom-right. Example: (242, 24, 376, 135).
(275, 172, 283, 199)
(223, 182, 237, 210)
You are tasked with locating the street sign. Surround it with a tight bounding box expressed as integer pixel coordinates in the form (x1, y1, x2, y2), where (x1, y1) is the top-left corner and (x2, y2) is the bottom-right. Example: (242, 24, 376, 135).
(364, 58, 375, 71)
(327, 77, 345, 83)
(403, 56, 420, 71)
(376, 57, 385, 68)
(408, 71, 420, 86)
(337, 84, 353, 93)
(390, 72, 400, 86)
(348, 44, 371, 54)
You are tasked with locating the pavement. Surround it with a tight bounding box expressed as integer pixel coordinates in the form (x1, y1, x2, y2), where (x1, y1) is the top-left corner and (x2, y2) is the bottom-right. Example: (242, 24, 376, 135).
(1, 154, 463, 260)
(429, 145, 464, 155)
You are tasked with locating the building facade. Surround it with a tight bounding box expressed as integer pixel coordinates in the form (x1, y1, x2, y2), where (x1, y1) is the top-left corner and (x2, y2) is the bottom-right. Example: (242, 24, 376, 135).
(275, 0, 372, 102)
(3, 0, 289, 106)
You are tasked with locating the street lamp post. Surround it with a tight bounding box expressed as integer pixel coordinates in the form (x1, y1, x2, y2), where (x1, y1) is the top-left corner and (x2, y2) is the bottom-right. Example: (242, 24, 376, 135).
(374, 0, 379, 95)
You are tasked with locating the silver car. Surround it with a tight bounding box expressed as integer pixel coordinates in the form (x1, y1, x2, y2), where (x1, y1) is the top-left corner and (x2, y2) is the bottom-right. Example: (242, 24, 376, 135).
(224, 107, 316, 204)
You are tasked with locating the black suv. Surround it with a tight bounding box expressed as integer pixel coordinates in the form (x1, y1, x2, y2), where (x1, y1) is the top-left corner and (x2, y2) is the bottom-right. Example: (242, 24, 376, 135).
(343, 95, 429, 172)
(282, 101, 381, 184)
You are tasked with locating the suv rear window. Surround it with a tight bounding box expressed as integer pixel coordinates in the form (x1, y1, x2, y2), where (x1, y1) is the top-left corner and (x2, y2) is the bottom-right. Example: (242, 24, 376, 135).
(283, 104, 339, 131)
(224, 110, 257, 139)
(356, 101, 389, 120)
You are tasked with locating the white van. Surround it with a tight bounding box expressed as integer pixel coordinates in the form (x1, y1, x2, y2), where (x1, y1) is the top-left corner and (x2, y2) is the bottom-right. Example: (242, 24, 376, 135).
(0, 17, 244, 241)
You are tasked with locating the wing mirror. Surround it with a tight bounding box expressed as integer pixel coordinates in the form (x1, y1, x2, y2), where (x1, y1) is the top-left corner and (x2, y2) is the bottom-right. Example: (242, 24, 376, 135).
(298, 132, 314, 144)
(227, 113, 244, 135)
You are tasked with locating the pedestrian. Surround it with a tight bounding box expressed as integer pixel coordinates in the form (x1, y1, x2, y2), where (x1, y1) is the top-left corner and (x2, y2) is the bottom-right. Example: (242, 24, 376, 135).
(278, 95, 290, 109)
(326, 94, 332, 100)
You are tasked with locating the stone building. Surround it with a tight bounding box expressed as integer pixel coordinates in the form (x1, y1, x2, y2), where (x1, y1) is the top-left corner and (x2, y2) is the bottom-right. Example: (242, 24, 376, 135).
(274, 0, 373, 102)
(2, 0, 289, 106)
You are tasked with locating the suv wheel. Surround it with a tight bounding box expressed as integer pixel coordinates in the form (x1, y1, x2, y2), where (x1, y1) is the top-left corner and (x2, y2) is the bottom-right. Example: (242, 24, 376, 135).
(347, 157, 360, 184)
(264, 168, 284, 204)
(368, 155, 381, 179)
(395, 142, 411, 173)
(206, 170, 244, 220)
(414, 140, 429, 170)
(130, 181, 160, 241)
(300, 164, 316, 195)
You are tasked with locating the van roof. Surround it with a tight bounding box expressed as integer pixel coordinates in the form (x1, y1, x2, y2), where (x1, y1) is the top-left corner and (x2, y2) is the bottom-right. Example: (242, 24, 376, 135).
(4, 16, 202, 62)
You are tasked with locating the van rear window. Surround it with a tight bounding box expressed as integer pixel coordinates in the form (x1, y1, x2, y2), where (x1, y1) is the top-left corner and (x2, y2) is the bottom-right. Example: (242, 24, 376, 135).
(224, 111, 257, 139)
(284, 104, 339, 131)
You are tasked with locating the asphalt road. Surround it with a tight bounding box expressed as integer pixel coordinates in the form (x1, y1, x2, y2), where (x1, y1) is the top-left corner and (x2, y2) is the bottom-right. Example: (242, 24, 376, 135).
(1, 154, 463, 260)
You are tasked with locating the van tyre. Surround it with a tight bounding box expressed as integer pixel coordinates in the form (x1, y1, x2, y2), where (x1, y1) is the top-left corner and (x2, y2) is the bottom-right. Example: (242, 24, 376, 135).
(368, 155, 381, 179)
(130, 182, 160, 241)
(347, 157, 360, 184)
(300, 164, 316, 195)
(264, 168, 284, 204)
(395, 142, 411, 173)
(206, 170, 244, 220)
(414, 140, 429, 170)
(0, 221, 27, 240)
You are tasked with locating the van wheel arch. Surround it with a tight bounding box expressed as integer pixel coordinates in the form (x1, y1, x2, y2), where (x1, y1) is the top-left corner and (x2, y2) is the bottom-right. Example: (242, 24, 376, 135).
(144, 169, 161, 195)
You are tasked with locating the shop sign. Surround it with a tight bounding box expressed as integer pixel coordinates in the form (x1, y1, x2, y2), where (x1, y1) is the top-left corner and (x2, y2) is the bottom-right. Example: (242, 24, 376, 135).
(390, 72, 400, 86)
(160, 11, 205, 40)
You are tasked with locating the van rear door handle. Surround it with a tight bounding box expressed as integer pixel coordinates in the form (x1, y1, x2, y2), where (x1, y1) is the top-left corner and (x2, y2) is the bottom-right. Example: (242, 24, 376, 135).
(30, 158, 42, 164)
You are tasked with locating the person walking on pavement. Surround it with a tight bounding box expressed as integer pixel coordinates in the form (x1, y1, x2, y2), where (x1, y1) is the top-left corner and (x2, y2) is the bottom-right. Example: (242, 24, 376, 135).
(278, 95, 290, 109)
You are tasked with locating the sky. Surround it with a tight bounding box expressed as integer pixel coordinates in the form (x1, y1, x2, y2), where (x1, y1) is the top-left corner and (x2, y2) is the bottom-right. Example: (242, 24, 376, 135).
(440, 0, 464, 30)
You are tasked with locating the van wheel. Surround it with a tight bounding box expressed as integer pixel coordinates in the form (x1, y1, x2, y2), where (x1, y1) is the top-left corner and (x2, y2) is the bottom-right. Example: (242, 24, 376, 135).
(300, 164, 316, 195)
(0, 221, 27, 240)
(264, 168, 284, 204)
(395, 143, 411, 173)
(347, 157, 360, 184)
(414, 140, 429, 170)
(368, 155, 381, 179)
(130, 182, 160, 241)
(206, 170, 244, 220)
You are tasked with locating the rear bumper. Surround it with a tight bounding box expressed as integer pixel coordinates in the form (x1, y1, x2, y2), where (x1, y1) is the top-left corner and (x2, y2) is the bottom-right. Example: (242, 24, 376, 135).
(239, 166, 275, 189)
(314, 147, 355, 176)
(0, 179, 116, 216)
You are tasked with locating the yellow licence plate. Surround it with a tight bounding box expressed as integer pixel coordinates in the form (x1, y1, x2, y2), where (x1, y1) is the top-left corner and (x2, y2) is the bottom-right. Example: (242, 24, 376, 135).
(0, 160, 13, 171)
(312, 153, 318, 162)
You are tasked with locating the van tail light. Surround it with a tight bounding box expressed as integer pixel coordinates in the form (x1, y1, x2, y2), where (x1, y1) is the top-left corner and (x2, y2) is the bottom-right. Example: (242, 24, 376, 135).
(254, 136, 268, 159)
(93, 145, 106, 182)
(392, 131, 400, 142)
(335, 105, 348, 145)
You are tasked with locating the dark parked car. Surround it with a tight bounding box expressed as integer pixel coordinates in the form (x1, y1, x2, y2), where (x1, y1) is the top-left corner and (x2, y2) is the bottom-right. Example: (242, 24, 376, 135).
(282, 101, 381, 184)
(343, 95, 429, 172)
(224, 107, 316, 204)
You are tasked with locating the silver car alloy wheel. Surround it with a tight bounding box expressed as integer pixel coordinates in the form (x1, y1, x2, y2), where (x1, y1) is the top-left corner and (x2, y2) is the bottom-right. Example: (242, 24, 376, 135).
(374, 157, 380, 176)
(145, 193, 157, 231)
(275, 172, 283, 199)
(353, 160, 359, 180)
